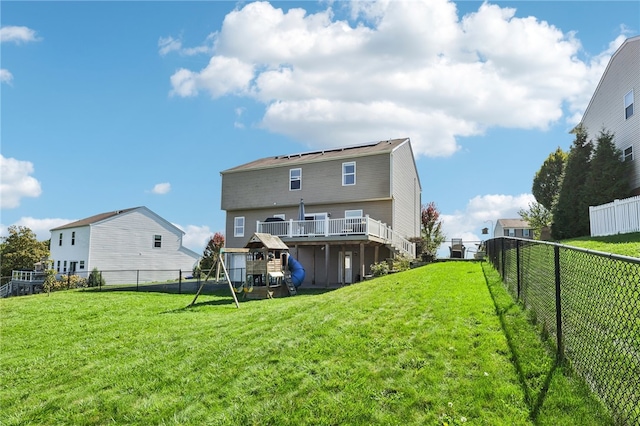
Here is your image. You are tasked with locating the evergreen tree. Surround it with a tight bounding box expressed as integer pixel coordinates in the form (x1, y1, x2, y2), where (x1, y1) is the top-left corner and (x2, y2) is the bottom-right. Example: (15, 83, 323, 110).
(551, 125, 593, 239)
(584, 129, 631, 206)
(532, 147, 567, 210)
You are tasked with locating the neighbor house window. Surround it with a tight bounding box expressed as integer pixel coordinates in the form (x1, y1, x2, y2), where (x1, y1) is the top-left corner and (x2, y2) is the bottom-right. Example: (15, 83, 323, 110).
(59, 233, 63, 246)
(342, 162, 356, 186)
(234, 217, 245, 237)
(523, 229, 531, 237)
(57, 261, 60, 273)
(289, 168, 301, 191)
(79, 261, 85, 270)
(63, 261, 67, 273)
(624, 146, 633, 162)
(625, 90, 634, 119)
(71, 231, 75, 246)
(154, 234, 162, 248)
(345, 209, 363, 218)
(508, 228, 515, 237)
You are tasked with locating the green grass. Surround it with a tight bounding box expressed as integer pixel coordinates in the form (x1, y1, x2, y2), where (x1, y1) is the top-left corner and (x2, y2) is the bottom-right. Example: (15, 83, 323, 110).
(0, 262, 612, 425)
(562, 232, 640, 258)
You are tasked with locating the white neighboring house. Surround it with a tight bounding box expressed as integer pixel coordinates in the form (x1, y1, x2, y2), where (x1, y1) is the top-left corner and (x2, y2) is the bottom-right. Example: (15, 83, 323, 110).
(49, 206, 200, 285)
(580, 35, 639, 195)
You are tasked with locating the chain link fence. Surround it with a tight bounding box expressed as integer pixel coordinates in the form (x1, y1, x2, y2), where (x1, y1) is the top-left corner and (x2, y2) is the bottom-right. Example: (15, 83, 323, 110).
(486, 237, 640, 425)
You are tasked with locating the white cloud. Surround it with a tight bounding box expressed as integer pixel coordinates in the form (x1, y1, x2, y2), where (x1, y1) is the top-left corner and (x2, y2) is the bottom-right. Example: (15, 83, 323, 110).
(151, 182, 171, 195)
(166, 0, 625, 157)
(0, 217, 74, 241)
(438, 193, 535, 257)
(158, 33, 215, 56)
(0, 69, 13, 85)
(0, 25, 40, 43)
(174, 224, 216, 253)
(0, 155, 42, 209)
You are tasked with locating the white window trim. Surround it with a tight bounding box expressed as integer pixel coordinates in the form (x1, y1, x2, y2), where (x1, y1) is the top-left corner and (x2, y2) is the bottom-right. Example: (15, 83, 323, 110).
(234, 216, 245, 237)
(345, 209, 363, 218)
(624, 90, 634, 119)
(289, 168, 302, 191)
(342, 161, 356, 186)
(624, 146, 633, 162)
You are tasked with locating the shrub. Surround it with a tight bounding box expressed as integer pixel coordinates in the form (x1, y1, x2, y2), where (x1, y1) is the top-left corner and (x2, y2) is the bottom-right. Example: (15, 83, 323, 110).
(87, 268, 106, 287)
(392, 255, 411, 272)
(370, 262, 389, 277)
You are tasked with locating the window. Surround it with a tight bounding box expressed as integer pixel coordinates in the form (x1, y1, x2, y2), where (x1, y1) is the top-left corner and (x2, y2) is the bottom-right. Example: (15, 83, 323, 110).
(59, 233, 63, 246)
(624, 146, 633, 162)
(345, 209, 363, 218)
(523, 229, 531, 237)
(234, 217, 245, 237)
(57, 261, 60, 273)
(63, 260, 67, 273)
(342, 162, 356, 186)
(71, 231, 75, 246)
(508, 228, 515, 237)
(625, 90, 634, 119)
(154, 234, 162, 248)
(289, 168, 301, 191)
(79, 261, 85, 270)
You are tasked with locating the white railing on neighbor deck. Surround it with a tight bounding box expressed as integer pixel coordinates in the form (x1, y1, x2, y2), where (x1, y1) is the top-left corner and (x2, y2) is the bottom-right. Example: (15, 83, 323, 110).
(589, 196, 640, 237)
(257, 216, 415, 258)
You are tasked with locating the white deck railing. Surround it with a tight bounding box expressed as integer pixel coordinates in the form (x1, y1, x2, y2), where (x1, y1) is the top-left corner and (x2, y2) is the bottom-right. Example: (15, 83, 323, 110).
(11, 270, 44, 282)
(589, 196, 640, 237)
(257, 216, 415, 258)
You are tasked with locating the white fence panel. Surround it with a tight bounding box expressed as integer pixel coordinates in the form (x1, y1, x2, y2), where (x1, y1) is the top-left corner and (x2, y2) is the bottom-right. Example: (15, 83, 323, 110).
(589, 196, 640, 236)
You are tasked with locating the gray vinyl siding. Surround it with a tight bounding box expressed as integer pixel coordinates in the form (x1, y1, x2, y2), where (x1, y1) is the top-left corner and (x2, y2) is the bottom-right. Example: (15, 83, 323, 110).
(391, 141, 422, 239)
(581, 37, 640, 193)
(221, 154, 391, 211)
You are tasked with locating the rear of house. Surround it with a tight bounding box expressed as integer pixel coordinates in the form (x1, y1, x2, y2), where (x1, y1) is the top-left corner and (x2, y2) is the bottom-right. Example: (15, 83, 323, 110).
(220, 138, 421, 286)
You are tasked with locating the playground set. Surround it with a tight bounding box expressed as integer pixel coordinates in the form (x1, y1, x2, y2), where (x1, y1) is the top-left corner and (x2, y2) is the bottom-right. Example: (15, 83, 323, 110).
(190, 233, 305, 308)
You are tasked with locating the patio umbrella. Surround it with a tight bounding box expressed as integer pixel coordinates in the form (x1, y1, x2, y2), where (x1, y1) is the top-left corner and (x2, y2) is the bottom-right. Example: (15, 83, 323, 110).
(298, 199, 306, 221)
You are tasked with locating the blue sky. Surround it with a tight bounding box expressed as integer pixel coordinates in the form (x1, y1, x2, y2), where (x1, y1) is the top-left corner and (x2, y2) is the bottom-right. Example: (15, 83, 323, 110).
(2, 0, 638, 255)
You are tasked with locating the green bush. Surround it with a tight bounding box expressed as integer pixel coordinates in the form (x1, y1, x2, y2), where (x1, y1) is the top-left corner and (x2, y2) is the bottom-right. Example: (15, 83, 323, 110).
(370, 262, 389, 277)
(87, 268, 106, 287)
(392, 255, 411, 272)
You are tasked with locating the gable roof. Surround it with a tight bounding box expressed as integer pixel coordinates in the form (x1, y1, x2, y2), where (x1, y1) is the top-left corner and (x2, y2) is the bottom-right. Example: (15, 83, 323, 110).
(496, 219, 530, 229)
(580, 35, 640, 126)
(221, 138, 410, 174)
(50, 206, 184, 235)
(244, 233, 290, 250)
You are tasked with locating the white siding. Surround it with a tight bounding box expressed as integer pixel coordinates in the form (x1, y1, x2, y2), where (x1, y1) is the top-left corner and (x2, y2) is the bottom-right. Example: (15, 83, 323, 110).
(581, 37, 640, 192)
(50, 226, 91, 275)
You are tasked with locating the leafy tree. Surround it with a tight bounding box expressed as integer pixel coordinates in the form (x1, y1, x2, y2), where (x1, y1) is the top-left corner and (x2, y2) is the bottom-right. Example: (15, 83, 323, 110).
(418, 202, 446, 260)
(584, 129, 631, 206)
(533, 147, 567, 210)
(0, 226, 50, 279)
(197, 232, 225, 274)
(552, 125, 593, 239)
(518, 202, 552, 240)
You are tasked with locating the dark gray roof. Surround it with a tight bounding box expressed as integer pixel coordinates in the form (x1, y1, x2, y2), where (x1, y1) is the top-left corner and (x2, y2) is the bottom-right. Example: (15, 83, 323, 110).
(50, 207, 140, 231)
(221, 138, 409, 174)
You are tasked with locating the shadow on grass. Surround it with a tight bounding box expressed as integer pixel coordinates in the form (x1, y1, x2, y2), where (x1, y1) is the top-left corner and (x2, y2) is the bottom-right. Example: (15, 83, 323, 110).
(482, 263, 559, 423)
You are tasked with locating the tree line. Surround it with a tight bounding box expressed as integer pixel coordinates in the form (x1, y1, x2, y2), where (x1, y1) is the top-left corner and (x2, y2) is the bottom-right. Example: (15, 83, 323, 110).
(520, 125, 632, 240)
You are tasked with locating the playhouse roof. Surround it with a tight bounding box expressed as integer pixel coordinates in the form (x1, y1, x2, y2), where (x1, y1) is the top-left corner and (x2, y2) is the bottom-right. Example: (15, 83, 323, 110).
(244, 233, 289, 250)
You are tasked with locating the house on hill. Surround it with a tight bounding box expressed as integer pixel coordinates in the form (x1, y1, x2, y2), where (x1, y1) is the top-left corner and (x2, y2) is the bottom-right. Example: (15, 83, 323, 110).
(49, 206, 200, 284)
(494, 219, 534, 239)
(220, 138, 421, 287)
(580, 35, 639, 195)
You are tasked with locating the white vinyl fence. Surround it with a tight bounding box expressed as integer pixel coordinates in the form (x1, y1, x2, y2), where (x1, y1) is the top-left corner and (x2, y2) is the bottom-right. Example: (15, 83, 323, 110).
(589, 195, 640, 236)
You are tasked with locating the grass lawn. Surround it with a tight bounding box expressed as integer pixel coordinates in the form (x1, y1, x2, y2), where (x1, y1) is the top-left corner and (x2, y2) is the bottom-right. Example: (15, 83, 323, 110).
(0, 262, 612, 425)
(561, 232, 640, 258)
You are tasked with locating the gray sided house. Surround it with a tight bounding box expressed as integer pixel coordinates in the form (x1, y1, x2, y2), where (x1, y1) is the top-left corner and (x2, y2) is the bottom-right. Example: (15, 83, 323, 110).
(581, 35, 640, 195)
(49, 206, 200, 284)
(220, 138, 421, 286)
(495, 219, 534, 239)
